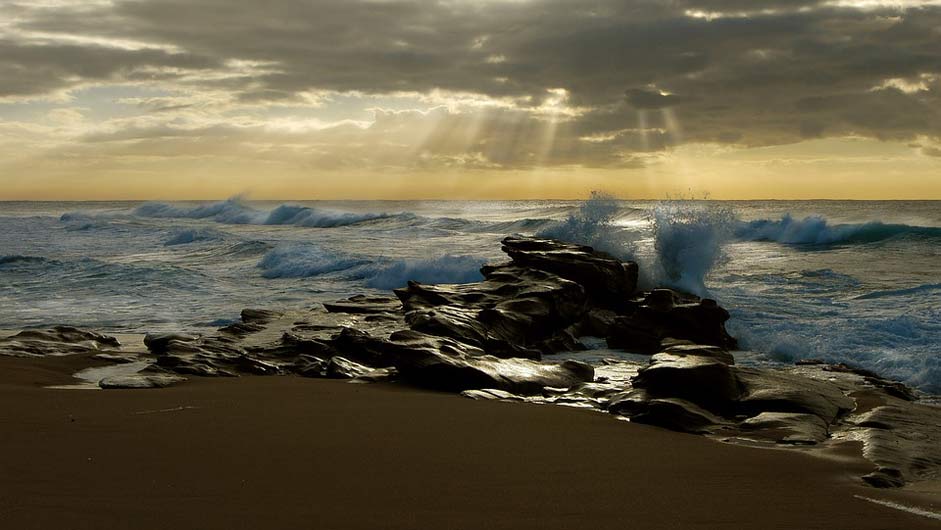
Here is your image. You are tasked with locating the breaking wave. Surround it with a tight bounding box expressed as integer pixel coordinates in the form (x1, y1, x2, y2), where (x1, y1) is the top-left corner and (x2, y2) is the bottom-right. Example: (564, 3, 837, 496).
(257, 245, 369, 279)
(735, 214, 941, 245)
(537, 191, 638, 259)
(854, 283, 941, 300)
(0, 255, 50, 266)
(164, 228, 226, 246)
(256, 244, 485, 288)
(135, 198, 411, 228)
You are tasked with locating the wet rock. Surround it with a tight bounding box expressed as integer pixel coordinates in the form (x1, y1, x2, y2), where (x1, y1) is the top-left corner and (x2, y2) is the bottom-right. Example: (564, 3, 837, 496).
(395, 262, 588, 358)
(739, 412, 829, 445)
(294, 355, 329, 378)
(632, 352, 741, 413)
(350, 367, 398, 384)
(850, 403, 941, 487)
(461, 389, 526, 402)
(660, 343, 735, 365)
(240, 308, 284, 324)
(795, 358, 826, 366)
(607, 389, 654, 417)
(0, 326, 121, 357)
(578, 308, 619, 337)
(735, 368, 855, 424)
(99, 373, 187, 389)
(143, 332, 202, 354)
(607, 291, 736, 353)
(629, 398, 728, 434)
(862, 467, 906, 489)
(501, 236, 638, 305)
(323, 295, 402, 314)
(325, 356, 375, 379)
(385, 330, 594, 394)
(92, 353, 142, 364)
(236, 355, 283, 375)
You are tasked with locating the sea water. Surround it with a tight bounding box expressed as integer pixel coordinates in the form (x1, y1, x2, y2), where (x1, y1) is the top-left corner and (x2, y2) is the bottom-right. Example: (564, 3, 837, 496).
(1, 198, 938, 392)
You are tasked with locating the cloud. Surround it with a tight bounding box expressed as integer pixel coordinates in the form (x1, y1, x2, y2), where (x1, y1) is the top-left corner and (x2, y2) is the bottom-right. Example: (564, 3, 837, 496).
(0, 0, 939, 171)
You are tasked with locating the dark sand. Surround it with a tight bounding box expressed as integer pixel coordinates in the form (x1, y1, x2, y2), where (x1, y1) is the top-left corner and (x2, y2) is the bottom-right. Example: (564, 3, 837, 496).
(2, 355, 939, 530)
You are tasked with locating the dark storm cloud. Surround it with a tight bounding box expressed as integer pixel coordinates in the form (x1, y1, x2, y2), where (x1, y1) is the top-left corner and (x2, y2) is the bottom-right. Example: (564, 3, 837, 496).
(0, 39, 220, 97)
(5, 0, 941, 165)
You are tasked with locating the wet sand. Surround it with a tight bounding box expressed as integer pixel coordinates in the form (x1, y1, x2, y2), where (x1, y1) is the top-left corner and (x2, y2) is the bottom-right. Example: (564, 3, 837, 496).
(1, 355, 939, 530)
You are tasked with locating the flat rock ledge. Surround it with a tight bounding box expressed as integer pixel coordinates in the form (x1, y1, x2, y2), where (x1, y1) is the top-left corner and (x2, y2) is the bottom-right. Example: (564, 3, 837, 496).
(3, 236, 939, 490)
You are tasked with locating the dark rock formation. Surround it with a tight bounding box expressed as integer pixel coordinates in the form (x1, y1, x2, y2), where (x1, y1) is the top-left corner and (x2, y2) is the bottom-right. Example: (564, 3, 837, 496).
(500, 236, 638, 306)
(632, 353, 741, 414)
(606, 290, 736, 353)
(0, 326, 120, 356)
(99, 373, 187, 389)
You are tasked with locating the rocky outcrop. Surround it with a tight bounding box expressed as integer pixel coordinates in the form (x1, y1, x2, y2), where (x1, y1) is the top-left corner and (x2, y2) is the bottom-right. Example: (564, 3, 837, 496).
(606, 290, 737, 353)
(12, 235, 937, 490)
(99, 373, 187, 389)
(0, 326, 121, 357)
(500, 236, 638, 305)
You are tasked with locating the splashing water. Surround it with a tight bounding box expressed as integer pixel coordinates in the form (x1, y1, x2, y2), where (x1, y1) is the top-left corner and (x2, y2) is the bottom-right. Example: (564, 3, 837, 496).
(649, 200, 736, 296)
(537, 191, 637, 259)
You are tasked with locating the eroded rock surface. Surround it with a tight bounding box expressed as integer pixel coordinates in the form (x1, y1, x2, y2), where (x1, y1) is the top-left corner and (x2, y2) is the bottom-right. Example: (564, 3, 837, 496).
(0, 326, 121, 357)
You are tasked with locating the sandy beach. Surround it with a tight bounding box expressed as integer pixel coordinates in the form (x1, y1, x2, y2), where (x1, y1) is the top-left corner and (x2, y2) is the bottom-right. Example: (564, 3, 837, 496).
(2, 354, 939, 530)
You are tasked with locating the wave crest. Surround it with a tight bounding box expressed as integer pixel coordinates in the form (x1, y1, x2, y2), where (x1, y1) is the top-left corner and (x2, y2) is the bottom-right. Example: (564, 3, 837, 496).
(257, 245, 369, 279)
(135, 198, 409, 228)
(735, 214, 941, 245)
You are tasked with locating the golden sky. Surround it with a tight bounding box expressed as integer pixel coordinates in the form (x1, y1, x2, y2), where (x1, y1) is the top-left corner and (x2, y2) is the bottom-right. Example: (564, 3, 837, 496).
(1, 0, 939, 200)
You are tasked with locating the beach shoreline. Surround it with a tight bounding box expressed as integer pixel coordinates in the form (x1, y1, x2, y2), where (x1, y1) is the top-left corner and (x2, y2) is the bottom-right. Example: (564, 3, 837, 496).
(2, 353, 940, 530)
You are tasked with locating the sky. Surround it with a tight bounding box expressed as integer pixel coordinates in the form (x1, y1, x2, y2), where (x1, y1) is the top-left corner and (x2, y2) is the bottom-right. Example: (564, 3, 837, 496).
(1, 0, 940, 200)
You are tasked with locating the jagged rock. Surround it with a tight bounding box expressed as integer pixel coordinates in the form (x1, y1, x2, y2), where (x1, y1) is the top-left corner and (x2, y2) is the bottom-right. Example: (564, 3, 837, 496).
(660, 343, 735, 365)
(323, 295, 402, 314)
(350, 367, 398, 383)
(395, 263, 588, 359)
(632, 352, 741, 413)
(99, 373, 187, 389)
(325, 356, 374, 379)
(795, 358, 826, 366)
(92, 353, 142, 364)
(294, 355, 329, 377)
(607, 389, 654, 417)
(461, 389, 526, 402)
(629, 398, 728, 434)
(578, 308, 619, 337)
(607, 291, 736, 353)
(850, 403, 941, 488)
(739, 412, 829, 445)
(143, 332, 202, 354)
(862, 468, 906, 488)
(501, 236, 638, 305)
(241, 308, 284, 324)
(0, 326, 121, 357)
(236, 355, 283, 375)
(735, 368, 855, 424)
(384, 330, 594, 394)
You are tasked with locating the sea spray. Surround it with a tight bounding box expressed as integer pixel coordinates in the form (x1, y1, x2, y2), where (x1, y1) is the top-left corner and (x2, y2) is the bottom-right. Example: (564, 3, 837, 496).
(649, 200, 736, 296)
(537, 191, 638, 259)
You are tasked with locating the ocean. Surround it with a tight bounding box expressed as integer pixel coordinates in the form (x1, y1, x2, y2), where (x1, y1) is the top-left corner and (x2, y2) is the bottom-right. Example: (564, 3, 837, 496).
(1, 198, 939, 392)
